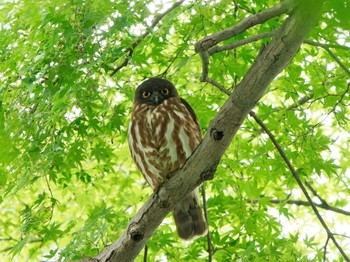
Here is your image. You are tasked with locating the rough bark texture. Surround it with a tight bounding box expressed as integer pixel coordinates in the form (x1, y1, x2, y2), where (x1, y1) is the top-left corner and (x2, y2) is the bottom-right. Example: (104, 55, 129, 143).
(82, 0, 324, 261)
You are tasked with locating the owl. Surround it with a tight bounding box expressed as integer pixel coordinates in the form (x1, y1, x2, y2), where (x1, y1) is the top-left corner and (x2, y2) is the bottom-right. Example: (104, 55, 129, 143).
(128, 78, 207, 240)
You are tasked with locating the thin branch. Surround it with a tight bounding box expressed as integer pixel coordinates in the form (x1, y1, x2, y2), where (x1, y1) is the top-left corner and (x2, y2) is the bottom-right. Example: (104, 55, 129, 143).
(334, 234, 350, 239)
(267, 199, 350, 216)
(323, 236, 330, 262)
(194, 0, 295, 52)
(45, 174, 55, 223)
(1, 238, 42, 253)
(305, 181, 328, 207)
(109, 0, 185, 76)
(201, 183, 213, 262)
(143, 244, 148, 262)
(205, 78, 231, 95)
(304, 39, 350, 51)
(286, 94, 314, 110)
(304, 40, 350, 77)
(249, 111, 349, 262)
(208, 30, 276, 55)
(0, 237, 16, 242)
(159, 47, 183, 77)
(324, 47, 350, 77)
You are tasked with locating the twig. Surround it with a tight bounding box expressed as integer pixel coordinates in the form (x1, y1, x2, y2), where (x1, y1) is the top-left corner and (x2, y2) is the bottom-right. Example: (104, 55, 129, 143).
(334, 234, 350, 239)
(143, 244, 148, 262)
(249, 110, 349, 262)
(323, 236, 330, 262)
(159, 26, 196, 77)
(44, 174, 55, 223)
(286, 94, 314, 110)
(324, 47, 350, 77)
(304, 39, 350, 51)
(205, 78, 231, 95)
(1, 238, 42, 253)
(305, 181, 328, 207)
(201, 183, 213, 262)
(208, 30, 276, 55)
(267, 199, 350, 216)
(110, 0, 185, 76)
(304, 40, 350, 77)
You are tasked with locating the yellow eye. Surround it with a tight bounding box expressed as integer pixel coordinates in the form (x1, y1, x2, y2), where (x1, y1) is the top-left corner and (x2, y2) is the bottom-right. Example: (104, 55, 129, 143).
(142, 91, 151, 98)
(161, 88, 169, 95)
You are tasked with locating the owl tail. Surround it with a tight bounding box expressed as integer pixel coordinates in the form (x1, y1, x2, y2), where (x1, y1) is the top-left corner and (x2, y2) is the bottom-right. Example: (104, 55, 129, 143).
(172, 188, 208, 240)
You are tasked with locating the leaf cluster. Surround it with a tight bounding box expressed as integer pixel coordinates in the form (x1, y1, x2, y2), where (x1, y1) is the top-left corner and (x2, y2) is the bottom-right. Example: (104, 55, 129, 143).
(0, 0, 349, 261)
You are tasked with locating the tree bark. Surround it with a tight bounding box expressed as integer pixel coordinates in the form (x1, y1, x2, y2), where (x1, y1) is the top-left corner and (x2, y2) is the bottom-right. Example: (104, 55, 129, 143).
(82, 0, 324, 261)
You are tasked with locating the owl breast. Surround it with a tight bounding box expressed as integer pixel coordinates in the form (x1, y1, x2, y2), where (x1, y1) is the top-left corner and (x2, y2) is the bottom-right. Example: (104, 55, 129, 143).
(128, 97, 201, 190)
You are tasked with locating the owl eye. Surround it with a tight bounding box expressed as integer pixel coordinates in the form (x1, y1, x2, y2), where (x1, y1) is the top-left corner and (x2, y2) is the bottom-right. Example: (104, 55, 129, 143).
(161, 88, 169, 95)
(142, 91, 151, 98)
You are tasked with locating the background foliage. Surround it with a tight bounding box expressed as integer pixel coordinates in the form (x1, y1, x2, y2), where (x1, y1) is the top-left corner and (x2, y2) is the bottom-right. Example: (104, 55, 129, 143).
(0, 0, 349, 261)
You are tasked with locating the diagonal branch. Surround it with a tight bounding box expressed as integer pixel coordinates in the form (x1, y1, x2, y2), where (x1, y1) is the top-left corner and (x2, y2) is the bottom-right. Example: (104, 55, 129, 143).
(196, 0, 299, 93)
(304, 40, 350, 76)
(249, 111, 349, 261)
(208, 30, 276, 55)
(194, 0, 296, 52)
(109, 0, 185, 76)
(323, 47, 350, 76)
(305, 181, 329, 207)
(82, 1, 325, 261)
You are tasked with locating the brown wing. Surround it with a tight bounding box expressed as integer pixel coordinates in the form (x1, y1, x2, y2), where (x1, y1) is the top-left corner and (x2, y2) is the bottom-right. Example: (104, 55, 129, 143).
(180, 98, 200, 129)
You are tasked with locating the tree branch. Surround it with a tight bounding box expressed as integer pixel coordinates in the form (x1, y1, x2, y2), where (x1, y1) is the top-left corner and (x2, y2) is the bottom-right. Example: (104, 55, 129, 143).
(83, 1, 325, 261)
(208, 30, 276, 55)
(305, 181, 329, 207)
(323, 47, 350, 76)
(264, 199, 350, 216)
(249, 111, 349, 261)
(194, 0, 295, 52)
(304, 39, 350, 51)
(323, 236, 330, 262)
(201, 184, 213, 261)
(304, 40, 350, 76)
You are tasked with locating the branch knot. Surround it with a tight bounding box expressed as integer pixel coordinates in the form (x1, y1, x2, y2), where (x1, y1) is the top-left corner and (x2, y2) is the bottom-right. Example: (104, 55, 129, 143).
(128, 222, 145, 242)
(200, 168, 216, 181)
(210, 128, 224, 141)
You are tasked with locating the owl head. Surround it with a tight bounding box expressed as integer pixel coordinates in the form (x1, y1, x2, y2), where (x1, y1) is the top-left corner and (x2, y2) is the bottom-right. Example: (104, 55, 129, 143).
(134, 78, 179, 106)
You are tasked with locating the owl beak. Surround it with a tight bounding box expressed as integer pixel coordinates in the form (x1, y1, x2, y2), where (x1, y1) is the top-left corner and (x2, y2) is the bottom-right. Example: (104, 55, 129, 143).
(151, 91, 164, 105)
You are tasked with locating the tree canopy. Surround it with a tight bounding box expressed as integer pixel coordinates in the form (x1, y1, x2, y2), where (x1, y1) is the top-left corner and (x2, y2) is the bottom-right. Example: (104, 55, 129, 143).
(0, 0, 349, 261)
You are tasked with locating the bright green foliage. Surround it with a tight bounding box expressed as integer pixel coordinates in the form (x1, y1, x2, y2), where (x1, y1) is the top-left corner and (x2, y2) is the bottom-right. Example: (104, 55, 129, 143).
(0, 0, 349, 261)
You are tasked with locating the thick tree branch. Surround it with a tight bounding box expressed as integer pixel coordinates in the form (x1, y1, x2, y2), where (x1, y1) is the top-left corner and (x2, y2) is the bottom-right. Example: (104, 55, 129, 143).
(194, 0, 295, 52)
(84, 1, 324, 261)
(249, 111, 349, 261)
(109, 0, 185, 76)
